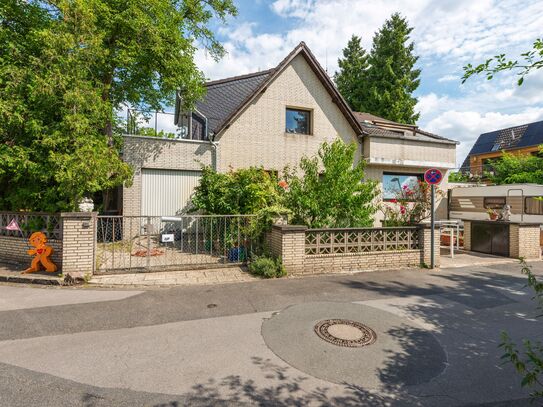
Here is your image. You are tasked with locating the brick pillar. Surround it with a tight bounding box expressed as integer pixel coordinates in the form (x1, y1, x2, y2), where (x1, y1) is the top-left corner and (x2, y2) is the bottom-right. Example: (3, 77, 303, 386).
(463, 220, 471, 251)
(61, 212, 97, 276)
(510, 223, 541, 260)
(270, 225, 307, 274)
(420, 224, 440, 268)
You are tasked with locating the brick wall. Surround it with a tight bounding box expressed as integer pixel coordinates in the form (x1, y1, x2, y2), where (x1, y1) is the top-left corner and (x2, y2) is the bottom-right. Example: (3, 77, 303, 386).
(271, 224, 437, 275)
(420, 225, 441, 268)
(0, 236, 62, 268)
(511, 224, 541, 260)
(463, 220, 472, 251)
(61, 212, 97, 275)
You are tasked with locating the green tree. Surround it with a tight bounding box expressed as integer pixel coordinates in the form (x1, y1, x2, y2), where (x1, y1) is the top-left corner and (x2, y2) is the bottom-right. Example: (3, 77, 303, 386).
(0, 0, 236, 212)
(282, 140, 378, 228)
(334, 35, 370, 111)
(462, 38, 543, 86)
(364, 12, 421, 124)
(486, 149, 543, 184)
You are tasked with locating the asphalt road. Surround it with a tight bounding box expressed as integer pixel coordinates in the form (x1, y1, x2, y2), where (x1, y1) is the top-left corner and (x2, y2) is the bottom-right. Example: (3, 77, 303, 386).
(0, 261, 542, 406)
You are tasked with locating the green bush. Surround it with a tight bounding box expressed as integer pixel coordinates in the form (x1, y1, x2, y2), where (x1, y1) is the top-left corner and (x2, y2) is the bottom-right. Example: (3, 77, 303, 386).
(248, 256, 286, 279)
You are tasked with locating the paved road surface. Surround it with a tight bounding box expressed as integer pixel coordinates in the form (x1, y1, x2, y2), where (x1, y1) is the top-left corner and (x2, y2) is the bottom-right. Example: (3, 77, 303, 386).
(0, 261, 542, 406)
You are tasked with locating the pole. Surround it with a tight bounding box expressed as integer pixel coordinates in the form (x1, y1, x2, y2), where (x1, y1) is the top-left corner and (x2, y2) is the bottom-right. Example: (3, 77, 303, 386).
(431, 184, 435, 269)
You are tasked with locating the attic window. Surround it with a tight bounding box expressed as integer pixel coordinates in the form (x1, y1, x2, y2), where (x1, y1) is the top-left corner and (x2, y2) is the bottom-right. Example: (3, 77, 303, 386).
(491, 143, 500, 152)
(286, 108, 311, 135)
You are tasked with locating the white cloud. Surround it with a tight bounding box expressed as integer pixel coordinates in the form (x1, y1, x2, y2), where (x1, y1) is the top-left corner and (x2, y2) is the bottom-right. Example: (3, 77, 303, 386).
(271, 0, 315, 18)
(437, 74, 458, 83)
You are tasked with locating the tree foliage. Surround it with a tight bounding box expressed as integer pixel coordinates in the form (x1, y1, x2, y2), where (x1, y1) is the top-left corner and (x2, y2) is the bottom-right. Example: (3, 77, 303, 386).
(282, 140, 378, 228)
(334, 35, 370, 111)
(0, 0, 236, 211)
(486, 149, 543, 185)
(463, 38, 543, 86)
(335, 13, 420, 124)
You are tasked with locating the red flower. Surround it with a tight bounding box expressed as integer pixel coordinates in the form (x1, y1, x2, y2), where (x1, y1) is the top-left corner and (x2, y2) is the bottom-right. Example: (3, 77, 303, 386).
(278, 180, 288, 189)
(400, 206, 406, 214)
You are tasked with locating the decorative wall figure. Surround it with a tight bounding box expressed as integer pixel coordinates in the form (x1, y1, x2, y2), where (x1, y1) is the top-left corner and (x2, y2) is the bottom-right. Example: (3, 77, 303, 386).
(23, 231, 58, 273)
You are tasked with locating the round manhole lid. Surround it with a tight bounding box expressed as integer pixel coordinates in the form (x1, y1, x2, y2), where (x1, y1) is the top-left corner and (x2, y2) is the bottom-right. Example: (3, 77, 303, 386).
(314, 319, 377, 347)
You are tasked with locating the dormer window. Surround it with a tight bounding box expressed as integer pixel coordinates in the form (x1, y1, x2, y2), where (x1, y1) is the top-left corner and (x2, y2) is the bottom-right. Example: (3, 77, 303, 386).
(286, 108, 311, 134)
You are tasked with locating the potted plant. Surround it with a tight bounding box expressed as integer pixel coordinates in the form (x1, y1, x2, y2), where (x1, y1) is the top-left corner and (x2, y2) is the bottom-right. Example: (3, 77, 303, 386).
(487, 208, 498, 220)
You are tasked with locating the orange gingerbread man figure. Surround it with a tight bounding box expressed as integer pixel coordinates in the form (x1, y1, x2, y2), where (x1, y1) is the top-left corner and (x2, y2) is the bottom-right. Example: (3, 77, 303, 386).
(23, 231, 58, 273)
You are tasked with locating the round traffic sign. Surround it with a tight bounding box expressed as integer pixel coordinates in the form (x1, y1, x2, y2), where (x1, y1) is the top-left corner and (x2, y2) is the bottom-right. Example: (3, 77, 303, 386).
(424, 168, 443, 185)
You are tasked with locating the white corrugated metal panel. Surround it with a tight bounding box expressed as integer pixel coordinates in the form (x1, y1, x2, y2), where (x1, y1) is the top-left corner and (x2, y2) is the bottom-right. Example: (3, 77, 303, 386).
(141, 169, 201, 216)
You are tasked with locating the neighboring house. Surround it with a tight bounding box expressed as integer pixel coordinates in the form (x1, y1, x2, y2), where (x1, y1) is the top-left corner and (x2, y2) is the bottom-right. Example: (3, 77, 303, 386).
(121, 42, 457, 226)
(461, 120, 543, 177)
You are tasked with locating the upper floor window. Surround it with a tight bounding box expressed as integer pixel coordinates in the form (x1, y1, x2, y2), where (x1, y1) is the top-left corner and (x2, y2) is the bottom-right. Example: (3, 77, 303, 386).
(286, 108, 311, 134)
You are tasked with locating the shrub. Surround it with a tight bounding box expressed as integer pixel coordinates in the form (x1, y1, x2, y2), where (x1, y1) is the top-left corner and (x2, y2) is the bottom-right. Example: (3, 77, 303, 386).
(248, 256, 286, 279)
(191, 166, 281, 215)
(281, 140, 378, 228)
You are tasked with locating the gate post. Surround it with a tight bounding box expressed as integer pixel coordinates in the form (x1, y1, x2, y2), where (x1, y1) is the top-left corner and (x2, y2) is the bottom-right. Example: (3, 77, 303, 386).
(419, 223, 440, 268)
(60, 212, 97, 277)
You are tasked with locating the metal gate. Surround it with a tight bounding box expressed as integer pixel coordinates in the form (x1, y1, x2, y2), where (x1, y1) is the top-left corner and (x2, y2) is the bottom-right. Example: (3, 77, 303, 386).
(96, 215, 256, 274)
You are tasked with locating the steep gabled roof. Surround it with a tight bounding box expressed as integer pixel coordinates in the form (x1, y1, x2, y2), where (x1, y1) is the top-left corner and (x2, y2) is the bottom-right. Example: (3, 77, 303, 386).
(195, 70, 273, 134)
(179, 42, 364, 137)
(461, 120, 543, 170)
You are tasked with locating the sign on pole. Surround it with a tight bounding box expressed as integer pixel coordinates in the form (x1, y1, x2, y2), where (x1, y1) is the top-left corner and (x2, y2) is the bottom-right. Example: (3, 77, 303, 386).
(424, 168, 443, 269)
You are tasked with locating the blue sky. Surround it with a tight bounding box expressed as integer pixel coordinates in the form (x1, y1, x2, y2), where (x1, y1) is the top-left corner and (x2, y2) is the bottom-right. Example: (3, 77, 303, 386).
(195, 0, 543, 167)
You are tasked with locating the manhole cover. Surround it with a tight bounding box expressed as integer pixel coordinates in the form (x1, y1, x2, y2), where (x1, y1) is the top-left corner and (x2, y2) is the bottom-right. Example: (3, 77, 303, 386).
(314, 319, 377, 347)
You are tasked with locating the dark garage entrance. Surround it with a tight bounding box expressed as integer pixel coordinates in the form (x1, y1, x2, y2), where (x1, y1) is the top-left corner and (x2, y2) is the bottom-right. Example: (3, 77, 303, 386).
(471, 221, 509, 257)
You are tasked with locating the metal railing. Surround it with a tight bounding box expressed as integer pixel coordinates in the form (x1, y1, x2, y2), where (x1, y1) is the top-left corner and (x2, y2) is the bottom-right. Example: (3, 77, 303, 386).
(305, 227, 420, 255)
(96, 214, 257, 273)
(0, 212, 62, 240)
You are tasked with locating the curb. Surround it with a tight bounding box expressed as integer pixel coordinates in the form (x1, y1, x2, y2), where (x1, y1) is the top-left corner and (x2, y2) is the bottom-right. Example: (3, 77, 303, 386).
(0, 274, 63, 286)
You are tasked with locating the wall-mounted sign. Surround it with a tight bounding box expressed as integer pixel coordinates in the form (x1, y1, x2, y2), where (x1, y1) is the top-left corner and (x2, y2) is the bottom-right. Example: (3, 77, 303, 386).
(161, 233, 175, 243)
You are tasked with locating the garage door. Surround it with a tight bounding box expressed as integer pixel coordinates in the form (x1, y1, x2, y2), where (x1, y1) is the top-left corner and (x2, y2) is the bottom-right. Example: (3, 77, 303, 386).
(141, 169, 202, 216)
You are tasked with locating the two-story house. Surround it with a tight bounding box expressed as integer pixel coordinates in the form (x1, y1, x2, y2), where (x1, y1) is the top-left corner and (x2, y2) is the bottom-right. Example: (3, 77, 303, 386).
(121, 42, 457, 226)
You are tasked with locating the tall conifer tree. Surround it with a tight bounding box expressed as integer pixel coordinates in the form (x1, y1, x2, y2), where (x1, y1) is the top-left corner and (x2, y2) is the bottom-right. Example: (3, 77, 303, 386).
(365, 13, 421, 124)
(334, 35, 369, 111)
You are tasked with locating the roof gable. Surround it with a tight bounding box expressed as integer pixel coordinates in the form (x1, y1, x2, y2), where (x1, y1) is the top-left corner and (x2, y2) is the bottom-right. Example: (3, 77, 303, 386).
(182, 42, 363, 137)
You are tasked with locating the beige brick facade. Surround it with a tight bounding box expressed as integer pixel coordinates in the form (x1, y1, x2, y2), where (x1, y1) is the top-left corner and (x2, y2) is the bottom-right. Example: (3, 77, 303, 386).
(271, 224, 439, 275)
(216, 54, 360, 172)
(463, 220, 472, 251)
(510, 223, 541, 260)
(122, 136, 214, 218)
(60, 212, 97, 275)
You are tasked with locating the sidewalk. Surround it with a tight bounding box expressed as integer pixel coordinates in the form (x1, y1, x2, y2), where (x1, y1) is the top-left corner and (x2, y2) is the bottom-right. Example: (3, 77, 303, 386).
(0, 262, 63, 285)
(90, 266, 258, 287)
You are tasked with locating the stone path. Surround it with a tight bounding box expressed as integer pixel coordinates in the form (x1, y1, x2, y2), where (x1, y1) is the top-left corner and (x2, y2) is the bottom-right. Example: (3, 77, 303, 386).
(90, 266, 258, 286)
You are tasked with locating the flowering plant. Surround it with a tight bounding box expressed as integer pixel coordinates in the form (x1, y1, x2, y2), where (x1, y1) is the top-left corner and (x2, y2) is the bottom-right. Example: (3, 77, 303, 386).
(380, 180, 443, 226)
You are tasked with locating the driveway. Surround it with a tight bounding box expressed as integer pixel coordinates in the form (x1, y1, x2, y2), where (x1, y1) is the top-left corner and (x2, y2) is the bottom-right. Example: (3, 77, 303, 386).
(0, 261, 541, 406)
